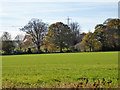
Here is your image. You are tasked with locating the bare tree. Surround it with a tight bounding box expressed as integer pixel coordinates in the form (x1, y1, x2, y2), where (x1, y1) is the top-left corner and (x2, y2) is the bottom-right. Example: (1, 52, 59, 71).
(1, 32, 15, 54)
(70, 22, 80, 36)
(14, 34, 24, 51)
(20, 18, 48, 53)
(1, 32, 11, 41)
(69, 22, 81, 44)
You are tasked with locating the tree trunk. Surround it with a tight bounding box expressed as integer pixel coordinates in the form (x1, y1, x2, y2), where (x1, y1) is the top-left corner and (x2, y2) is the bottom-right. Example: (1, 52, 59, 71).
(37, 45, 40, 53)
(20, 47, 22, 52)
(60, 42, 63, 53)
(84, 48, 86, 52)
(89, 46, 92, 52)
(60, 47, 62, 53)
(92, 47, 94, 52)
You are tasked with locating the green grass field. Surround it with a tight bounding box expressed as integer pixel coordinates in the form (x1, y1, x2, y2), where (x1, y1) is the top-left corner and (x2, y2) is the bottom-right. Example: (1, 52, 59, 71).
(2, 52, 118, 88)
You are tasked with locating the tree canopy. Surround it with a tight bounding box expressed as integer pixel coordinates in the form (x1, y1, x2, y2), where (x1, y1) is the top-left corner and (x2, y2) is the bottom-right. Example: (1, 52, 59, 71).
(45, 22, 74, 52)
(20, 18, 48, 53)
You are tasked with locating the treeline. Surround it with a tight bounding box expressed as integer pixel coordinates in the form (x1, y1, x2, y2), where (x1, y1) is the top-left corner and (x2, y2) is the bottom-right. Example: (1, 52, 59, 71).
(76, 19, 120, 52)
(0, 18, 120, 55)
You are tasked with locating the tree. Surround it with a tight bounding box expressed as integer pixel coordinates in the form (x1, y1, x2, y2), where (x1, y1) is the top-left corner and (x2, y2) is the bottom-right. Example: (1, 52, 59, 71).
(69, 22, 81, 44)
(23, 34, 35, 48)
(94, 24, 105, 50)
(1, 32, 11, 41)
(107, 19, 120, 30)
(1, 32, 15, 54)
(79, 40, 87, 52)
(95, 24, 106, 30)
(103, 19, 120, 51)
(14, 34, 24, 51)
(74, 32, 86, 51)
(46, 22, 74, 52)
(107, 19, 120, 50)
(82, 32, 102, 52)
(94, 19, 120, 51)
(44, 35, 58, 52)
(2, 41, 15, 54)
(20, 18, 48, 53)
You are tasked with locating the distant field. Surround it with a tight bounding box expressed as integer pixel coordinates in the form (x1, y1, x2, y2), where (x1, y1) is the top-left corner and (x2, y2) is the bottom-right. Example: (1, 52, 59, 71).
(2, 52, 118, 88)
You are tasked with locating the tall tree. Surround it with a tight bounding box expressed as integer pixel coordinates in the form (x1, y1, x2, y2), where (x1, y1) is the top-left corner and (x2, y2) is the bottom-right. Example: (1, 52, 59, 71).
(14, 34, 24, 51)
(46, 22, 74, 52)
(94, 19, 120, 51)
(69, 22, 81, 44)
(1, 32, 11, 41)
(107, 19, 120, 30)
(20, 18, 48, 53)
(104, 19, 120, 50)
(1, 32, 15, 54)
(82, 32, 102, 52)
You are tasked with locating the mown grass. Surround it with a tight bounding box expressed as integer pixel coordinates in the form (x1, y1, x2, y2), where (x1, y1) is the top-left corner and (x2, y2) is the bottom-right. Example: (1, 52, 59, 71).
(2, 52, 118, 88)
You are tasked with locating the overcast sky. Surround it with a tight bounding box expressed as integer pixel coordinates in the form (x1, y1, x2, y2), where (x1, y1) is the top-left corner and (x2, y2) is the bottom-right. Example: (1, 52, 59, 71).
(0, 0, 119, 39)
